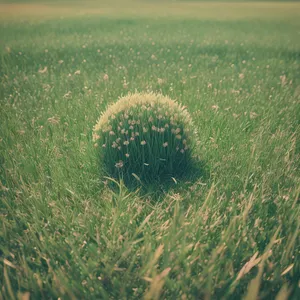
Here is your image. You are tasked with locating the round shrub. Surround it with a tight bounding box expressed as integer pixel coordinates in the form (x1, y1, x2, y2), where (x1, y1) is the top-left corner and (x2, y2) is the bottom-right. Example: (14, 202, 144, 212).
(93, 92, 198, 186)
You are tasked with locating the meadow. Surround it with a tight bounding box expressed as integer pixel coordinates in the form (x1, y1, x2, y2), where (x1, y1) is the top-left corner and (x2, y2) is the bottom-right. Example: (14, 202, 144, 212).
(0, 0, 300, 299)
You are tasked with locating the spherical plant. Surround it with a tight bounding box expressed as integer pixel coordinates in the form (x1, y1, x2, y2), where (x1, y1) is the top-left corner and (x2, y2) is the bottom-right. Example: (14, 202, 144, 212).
(93, 92, 198, 186)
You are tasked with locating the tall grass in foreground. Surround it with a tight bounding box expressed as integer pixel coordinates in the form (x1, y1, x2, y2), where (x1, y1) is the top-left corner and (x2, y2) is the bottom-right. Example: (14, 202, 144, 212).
(0, 3, 300, 299)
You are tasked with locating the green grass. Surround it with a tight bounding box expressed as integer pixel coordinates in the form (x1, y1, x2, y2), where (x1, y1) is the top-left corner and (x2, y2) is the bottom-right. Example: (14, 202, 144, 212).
(0, 1, 300, 299)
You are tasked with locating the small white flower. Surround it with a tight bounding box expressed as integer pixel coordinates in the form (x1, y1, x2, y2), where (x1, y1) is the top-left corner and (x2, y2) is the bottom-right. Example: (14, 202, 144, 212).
(141, 140, 146, 145)
(125, 153, 130, 158)
(175, 128, 181, 134)
(115, 161, 124, 168)
(163, 142, 168, 147)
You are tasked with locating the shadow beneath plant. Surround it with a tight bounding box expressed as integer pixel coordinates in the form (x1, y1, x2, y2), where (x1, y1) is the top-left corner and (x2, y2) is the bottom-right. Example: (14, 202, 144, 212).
(122, 158, 210, 201)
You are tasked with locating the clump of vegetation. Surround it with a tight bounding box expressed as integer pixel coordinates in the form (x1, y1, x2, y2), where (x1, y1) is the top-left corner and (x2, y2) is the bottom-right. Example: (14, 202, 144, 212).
(93, 92, 198, 186)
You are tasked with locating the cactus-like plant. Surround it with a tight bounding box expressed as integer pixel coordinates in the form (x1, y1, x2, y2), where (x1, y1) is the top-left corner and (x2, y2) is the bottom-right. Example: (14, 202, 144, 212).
(93, 92, 198, 186)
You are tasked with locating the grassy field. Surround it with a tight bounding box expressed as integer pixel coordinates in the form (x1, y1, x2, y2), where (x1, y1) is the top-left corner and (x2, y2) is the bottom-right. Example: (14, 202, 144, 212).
(0, 1, 300, 299)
